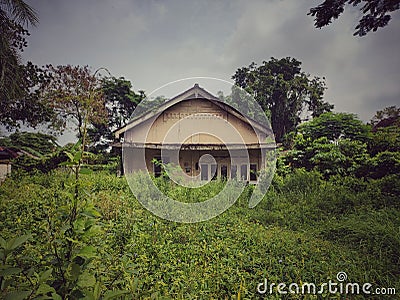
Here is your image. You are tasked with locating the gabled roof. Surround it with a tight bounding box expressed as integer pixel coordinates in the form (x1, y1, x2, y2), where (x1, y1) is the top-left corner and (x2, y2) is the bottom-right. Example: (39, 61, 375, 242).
(372, 116, 400, 132)
(115, 84, 272, 139)
(0, 147, 19, 160)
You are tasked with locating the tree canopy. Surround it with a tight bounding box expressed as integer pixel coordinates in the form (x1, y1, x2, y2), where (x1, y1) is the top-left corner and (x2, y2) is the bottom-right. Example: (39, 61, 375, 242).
(0, 0, 53, 129)
(371, 105, 400, 128)
(298, 112, 371, 142)
(39, 65, 108, 142)
(88, 76, 145, 152)
(368, 106, 400, 155)
(0, 131, 58, 156)
(308, 0, 400, 36)
(232, 57, 333, 142)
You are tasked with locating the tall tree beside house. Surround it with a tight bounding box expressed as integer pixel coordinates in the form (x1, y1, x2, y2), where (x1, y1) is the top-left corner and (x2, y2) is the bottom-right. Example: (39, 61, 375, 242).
(87, 76, 145, 152)
(298, 112, 371, 142)
(282, 112, 371, 178)
(368, 106, 400, 155)
(308, 0, 400, 36)
(233, 57, 333, 143)
(0, 1, 54, 129)
(39, 65, 108, 146)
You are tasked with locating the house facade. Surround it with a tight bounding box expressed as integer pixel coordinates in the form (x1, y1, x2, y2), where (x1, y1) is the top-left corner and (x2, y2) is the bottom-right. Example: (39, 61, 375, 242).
(115, 84, 274, 183)
(0, 147, 18, 182)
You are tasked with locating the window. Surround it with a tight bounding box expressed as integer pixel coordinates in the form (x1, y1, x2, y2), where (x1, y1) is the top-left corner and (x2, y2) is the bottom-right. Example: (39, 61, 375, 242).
(153, 157, 162, 178)
(184, 162, 191, 174)
(201, 164, 208, 180)
(221, 165, 227, 180)
(231, 165, 237, 179)
(250, 164, 257, 181)
(211, 164, 217, 180)
(241, 164, 248, 181)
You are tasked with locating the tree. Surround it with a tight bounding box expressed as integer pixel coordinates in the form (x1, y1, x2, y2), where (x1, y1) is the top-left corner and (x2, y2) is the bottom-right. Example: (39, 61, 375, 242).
(298, 112, 371, 142)
(1, 62, 54, 129)
(0, 0, 38, 95)
(358, 151, 400, 179)
(0, 131, 67, 173)
(87, 76, 144, 152)
(283, 133, 370, 178)
(232, 57, 333, 142)
(0, 131, 59, 156)
(369, 106, 400, 155)
(371, 105, 400, 127)
(308, 0, 400, 36)
(0, 1, 55, 129)
(39, 65, 108, 144)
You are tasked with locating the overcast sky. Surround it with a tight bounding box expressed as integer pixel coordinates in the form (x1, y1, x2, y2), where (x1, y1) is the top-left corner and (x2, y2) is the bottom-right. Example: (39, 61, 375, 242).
(22, 0, 399, 143)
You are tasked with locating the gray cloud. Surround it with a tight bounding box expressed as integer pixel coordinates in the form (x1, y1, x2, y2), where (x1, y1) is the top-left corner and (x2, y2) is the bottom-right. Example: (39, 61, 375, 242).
(23, 0, 399, 130)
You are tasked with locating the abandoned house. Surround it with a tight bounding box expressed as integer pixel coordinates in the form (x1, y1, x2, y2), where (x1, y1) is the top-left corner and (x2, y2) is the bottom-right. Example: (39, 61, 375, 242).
(114, 84, 274, 183)
(0, 147, 18, 182)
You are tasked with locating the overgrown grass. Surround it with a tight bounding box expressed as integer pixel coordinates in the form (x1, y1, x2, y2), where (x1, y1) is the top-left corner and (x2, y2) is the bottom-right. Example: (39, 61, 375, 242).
(0, 170, 399, 299)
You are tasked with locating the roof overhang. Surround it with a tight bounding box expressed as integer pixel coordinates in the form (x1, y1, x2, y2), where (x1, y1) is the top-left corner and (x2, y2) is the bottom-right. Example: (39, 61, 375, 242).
(114, 84, 274, 139)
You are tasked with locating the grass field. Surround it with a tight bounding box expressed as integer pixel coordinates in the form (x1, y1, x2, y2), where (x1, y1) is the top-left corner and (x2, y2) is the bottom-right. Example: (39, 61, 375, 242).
(0, 170, 399, 299)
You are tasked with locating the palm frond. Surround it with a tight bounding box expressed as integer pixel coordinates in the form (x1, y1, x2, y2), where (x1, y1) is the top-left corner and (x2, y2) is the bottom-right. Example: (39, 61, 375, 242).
(0, 0, 38, 27)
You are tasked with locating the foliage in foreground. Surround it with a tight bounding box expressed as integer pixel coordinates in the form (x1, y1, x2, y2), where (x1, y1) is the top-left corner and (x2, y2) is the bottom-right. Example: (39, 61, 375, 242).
(0, 170, 399, 299)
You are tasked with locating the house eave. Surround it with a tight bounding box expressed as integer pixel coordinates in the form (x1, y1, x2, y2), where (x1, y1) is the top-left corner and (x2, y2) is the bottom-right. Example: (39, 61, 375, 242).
(121, 142, 276, 151)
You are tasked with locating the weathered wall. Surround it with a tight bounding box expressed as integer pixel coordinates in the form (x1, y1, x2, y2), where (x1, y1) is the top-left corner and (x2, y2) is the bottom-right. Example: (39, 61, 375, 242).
(124, 98, 264, 145)
(123, 98, 266, 181)
(0, 163, 11, 182)
(143, 149, 261, 182)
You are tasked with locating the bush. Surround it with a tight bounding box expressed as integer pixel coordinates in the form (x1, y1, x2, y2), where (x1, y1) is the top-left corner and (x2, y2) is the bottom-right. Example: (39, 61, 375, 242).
(1, 171, 399, 298)
(356, 151, 400, 179)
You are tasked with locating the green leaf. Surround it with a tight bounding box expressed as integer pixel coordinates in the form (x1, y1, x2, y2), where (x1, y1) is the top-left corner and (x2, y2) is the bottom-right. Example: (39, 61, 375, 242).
(51, 292, 62, 300)
(60, 224, 71, 234)
(77, 246, 97, 259)
(39, 268, 53, 284)
(103, 290, 129, 300)
(77, 271, 96, 288)
(35, 283, 56, 296)
(69, 263, 81, 281)
(65, 236, 79, 244)
(0, 267, 22, 276)
(0, 237, 6, 249)
(82, 206, 101, 218)
(59, 161, 74, 166)
(93, 281, 101, 300)
(72, 139, 82, 151)
(73, 150, 83, 162)
(86, 224, 103, 236)
(132, 277, 139, 293)
(64, 151, 74, 162)
(81, 291, 95, 300)
(6, 234, 31, 251)
(4, 290, 31, 300)
(79, 167, 92, 175)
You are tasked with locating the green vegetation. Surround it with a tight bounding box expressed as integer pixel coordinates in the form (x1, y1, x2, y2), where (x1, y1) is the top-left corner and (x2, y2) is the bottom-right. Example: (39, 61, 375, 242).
(308, 0, 400, 36)
(281, 111, 400, 180)
(1, 2, 398, 296)
(1, 169, 399, 299)
(233, 57, 333, 143)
